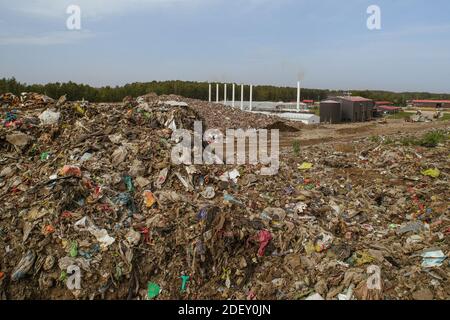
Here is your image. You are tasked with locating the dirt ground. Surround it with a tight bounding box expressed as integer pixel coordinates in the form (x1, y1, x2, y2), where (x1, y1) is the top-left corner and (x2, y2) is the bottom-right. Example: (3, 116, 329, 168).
(280, 119, 450, 148)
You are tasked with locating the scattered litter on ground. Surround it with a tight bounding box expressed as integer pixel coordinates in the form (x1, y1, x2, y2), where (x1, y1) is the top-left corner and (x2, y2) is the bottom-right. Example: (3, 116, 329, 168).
(0, 92, 448, 300)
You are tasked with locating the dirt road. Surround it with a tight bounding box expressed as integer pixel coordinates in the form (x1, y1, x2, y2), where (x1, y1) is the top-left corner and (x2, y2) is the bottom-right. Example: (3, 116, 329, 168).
(279, 119, 450, 148)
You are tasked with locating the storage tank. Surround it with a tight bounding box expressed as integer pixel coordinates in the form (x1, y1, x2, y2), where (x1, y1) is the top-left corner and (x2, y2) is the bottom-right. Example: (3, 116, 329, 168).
(320, 100, 341, 124)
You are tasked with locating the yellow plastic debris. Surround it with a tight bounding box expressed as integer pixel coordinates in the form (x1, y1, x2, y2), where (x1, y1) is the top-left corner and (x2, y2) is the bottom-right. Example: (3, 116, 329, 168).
(354, 251, 375, 266)
(421, 168, 440, 178)
(298, 162, 313, 170)
(73, 103, 85, 115)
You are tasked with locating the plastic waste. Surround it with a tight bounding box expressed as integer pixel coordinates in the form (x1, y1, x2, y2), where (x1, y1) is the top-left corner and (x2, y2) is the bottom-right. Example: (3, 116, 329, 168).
(421, 250, 446, 268)
(421, 168, 440, 178)
(200, 186, 215, 199)
(257, 230, 272, 257)
(59, 165, 82, 177)
(223, 194, 244, 206)
(219, 169, 240, 183)
(305, 293, 324, 300)
(74, 217, 115, 248)
(38, 109, 61, 125)
(147, 282, 160, 299)
(11, 250, 36, 281)
(155, 168, 169, 189)
(298, 162, 313, 170)
(143, 190, 156, 208)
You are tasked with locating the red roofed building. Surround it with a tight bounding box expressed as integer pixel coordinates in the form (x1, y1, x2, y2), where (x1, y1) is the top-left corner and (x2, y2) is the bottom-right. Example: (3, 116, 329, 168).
(411, 100, 450, 108)
(375, 101, 393, 106)
(376, 105, 401, 114)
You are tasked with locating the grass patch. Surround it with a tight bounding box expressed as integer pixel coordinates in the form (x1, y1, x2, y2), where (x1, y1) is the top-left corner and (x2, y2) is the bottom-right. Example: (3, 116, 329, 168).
(420, 130, 448, 147)
(386, 112, 411, 120)
(292, 140, 301, 155)
(383, 137, 395, 145)
(369, 135, 381, 143)
(399, 130, 448, 147)
(438, 113, 450, 121)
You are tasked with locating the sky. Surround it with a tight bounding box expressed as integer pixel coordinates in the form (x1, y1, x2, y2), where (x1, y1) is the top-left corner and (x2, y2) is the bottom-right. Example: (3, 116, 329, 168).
(0, 0, 449, 93)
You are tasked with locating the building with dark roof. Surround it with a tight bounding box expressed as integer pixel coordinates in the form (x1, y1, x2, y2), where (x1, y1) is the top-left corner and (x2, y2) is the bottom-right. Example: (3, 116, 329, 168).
(336, 96, 374, 122)
(320, 96, 374, 123)
(319, 100, 341, 124)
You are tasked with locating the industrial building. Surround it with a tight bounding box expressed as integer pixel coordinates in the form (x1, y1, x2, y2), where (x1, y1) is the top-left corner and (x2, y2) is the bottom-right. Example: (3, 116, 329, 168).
(320, 100, 341, 124)
(410, 100, 450, 108)
(337, 96, 374, 122)
(320, 96, 374, 123)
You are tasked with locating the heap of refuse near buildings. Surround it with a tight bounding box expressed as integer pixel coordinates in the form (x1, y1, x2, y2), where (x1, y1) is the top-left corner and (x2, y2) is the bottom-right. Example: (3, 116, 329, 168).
(0, 92, 448, 300)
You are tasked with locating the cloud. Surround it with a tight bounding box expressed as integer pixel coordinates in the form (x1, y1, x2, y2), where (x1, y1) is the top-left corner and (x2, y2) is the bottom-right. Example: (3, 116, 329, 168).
(0, 0, 284, 20)
(0, 30, 95, 45)
(0, 0, 214, 19)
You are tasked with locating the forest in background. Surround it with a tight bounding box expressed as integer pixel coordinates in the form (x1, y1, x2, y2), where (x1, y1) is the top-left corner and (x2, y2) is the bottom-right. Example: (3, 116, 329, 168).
(1, 77, 450, 106)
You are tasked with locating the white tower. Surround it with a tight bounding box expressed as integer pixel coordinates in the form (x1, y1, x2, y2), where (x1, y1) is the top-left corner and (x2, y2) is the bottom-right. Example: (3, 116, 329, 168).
(241, 84, 244, 111)
(216, 84, 219, 103)
(232, 83, 235, 108)
(208, 83, 212, 102)
(249, 84, 253, 111)
(224, 83, 227, 105)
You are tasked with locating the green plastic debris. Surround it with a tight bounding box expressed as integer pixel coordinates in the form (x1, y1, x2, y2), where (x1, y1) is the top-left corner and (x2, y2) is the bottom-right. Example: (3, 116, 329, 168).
(59, 271, 67, 281)
(40, 152, 50, 161)
(123, 175, 135, 193)
(180, 275, 190, 292)
(304, 184, 315, 190)
(421, 168, 440, 178)
(69, 241, 78, 257)
(114, 265, 122, 280)
(298, 162, 313, 170)
(147, 282, 160, 299)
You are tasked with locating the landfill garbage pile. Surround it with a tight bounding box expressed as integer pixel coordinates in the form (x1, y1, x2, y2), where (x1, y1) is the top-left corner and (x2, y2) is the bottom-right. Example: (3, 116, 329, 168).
(127, 93, 303, 132)
(0, 92, 55, 110)
(0, 92, 449, 300)
(0, 93, 20, 109)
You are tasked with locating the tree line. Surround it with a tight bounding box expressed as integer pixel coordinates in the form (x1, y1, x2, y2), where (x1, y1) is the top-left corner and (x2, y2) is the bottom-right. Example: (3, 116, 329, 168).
(1, 77, 449, 106)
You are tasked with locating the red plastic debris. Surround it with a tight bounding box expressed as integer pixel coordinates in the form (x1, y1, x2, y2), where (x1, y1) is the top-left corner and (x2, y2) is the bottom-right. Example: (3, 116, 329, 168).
(61, 211, 73, 219)
(140, 227, 150, 244)
(59, 165, 81, 177)
(257, 230, 272, 257)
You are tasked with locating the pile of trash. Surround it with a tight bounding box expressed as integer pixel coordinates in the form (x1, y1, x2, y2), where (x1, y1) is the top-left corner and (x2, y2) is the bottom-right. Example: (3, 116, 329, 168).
(0, 93, 20, 108)
(407, 110, 444, 123)
(0, 92, 448, 300)
(0, 92, 54, 110)
(128, 94, 303, 132)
